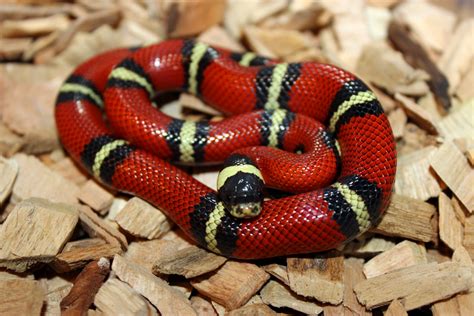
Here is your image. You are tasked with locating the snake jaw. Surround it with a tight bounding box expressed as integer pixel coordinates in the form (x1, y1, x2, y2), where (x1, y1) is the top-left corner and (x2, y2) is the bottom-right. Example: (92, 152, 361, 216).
(228, 202, 262, 218)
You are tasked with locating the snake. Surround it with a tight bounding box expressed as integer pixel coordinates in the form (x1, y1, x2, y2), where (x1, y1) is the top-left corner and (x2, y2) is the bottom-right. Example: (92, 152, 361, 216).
(55, 39, 396, 259)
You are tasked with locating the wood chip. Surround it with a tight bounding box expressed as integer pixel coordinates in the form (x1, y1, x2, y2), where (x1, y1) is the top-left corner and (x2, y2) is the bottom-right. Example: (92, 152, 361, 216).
(125, 239, 181, 273)
(0, 37, 32, 60)
(0, 122, 23, 157)
(0, 279, 45, 315)
(438, 19, 474, 92)
(431, 296, 462, 316)
(63, 238, 106, 252)
(393, 0, 456, 53)
(77, 180, 113, 214)
(438, 101, 474, 141)
(262, 263, 289, 285)
(0, 198, 78, 272)
(439, 192, 464, 250)
(260, 280, 323, 315)
(387, 107, 407, 139)
(60, 258, 110, 316)
(363, 241, 427, 279)
(190, 295, 217, 316)
(115, 197, 173, 240)
(244, 25, 316, 59)
(226, 303, 276, 316)
(464, 216, 474, 260)
(287, 252, 344, 304)
(394, 146, 441, 201)
(49, 157, 88, 186)
(356, 41, 430, 96)
(431, 141, 474, 212)
(385, 299, 408, 316)
(112, 254, 197, 316)
(0, 157, 18, 205)
(191, 261, 269, 310)
(395, 93, 439, 135)
(165, 0, 226, 38)
(11, 153, 79, 204)
(389, 22, 451, 110)
(152, 246, 226, 278)
(372, 194, 436, 242)
(51, 243, 121, 273)
(40, 275, 74, 316)
(197, 26, 245, 52)
(343, 258, 371, 315)
(354, 262, 472, 310)
(94, 277, 158, 316)
(344, 236, 396, 256)
(0, 14, 70, 37)
(79, 205, 128, 250)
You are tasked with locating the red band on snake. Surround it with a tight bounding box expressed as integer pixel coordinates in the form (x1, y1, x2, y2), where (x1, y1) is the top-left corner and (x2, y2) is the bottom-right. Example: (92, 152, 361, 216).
(55, 39, 396, 259)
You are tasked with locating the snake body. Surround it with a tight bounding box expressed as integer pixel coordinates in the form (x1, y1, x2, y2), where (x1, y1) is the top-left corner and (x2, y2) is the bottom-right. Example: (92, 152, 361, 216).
(55, 39, 396, 259)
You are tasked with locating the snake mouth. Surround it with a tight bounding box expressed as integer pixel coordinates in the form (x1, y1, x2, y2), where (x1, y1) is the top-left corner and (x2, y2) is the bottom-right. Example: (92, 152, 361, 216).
(228, 202, 262, 219)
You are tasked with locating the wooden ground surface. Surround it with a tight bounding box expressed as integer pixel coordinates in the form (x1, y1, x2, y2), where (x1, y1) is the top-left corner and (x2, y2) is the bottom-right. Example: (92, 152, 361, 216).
(0, 0, 473, 315)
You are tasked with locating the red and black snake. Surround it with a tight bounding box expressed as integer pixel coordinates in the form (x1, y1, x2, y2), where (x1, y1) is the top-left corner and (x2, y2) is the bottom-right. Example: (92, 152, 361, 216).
(55, 39, 396, 259)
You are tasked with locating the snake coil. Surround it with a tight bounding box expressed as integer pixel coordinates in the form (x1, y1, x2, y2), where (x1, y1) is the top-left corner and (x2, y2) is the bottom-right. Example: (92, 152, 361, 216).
(55, 40, 396, 259)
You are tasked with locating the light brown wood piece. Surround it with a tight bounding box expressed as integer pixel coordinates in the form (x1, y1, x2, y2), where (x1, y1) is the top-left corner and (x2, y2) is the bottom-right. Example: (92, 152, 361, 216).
(354, 262, 472, 310)
(431, 296, 461, 316)
(394, 146, 441, 201)
(22, 30, 60, 62)
(455, 58, 474, 103)
(0, 3, 86, 20)
(211, 300, 226, 316)
(356, 41, 429, 96)
(393, 0, 455, 53)
(384, 299, 408, 316)
(344, 237, 396, 256)
(190, 295, 217, 316)
(115, 197, 173, 240)
(165, 0, 226, 38)
(11, 153, 79, 204)
(387, 107, 407, 139)
(0, 279, 45, 316)
(51, 243, 121, 273)
(344, 258, 371, 316)
(431, 141, 474, 212)
(260, 280, 323, 315)
(37, 8, 121, 63)
(112, 255, 197, 316)
(191, 261, 269, 310)
(438, 19, 474, 92)
(262, 263, 289, 285)
(0, 37, 32, 60)
(197, 26, 245, 52)
(152, 245, 226, 278)
(0, 157, 18, 205)
(94, 277, 158, 316)
(464, 216, 474, 260)
(363, 241, 427, 279)
(79, 205, 128, 250)
(180, 93, 221, 116)
(287, 252, 344, 304)
(49, 157, 88, 186)
(395, 93, 439, 135)
(244, 25, 316, 59)
(457, 292, 474, 316)
(439, 192, 464, 250)
(0, 198, 78, 272)
(0, 122, 24, 157)
(438, 102, 474, 141)
(60, 258, 110, 316)
(226, 303, 277, 316)
(125, 239, 181, 273)
(323, 304, 345, 316)
(40, 275, 74, 316)
(78, 180, 114, 214)
(0, 13, 70, 37)
(371, 194, 436, 242)
(62, 238, 106, 252)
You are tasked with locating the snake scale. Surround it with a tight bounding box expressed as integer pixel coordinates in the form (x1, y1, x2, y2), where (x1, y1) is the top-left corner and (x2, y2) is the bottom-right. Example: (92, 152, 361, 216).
(55, 39, 396, 259)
